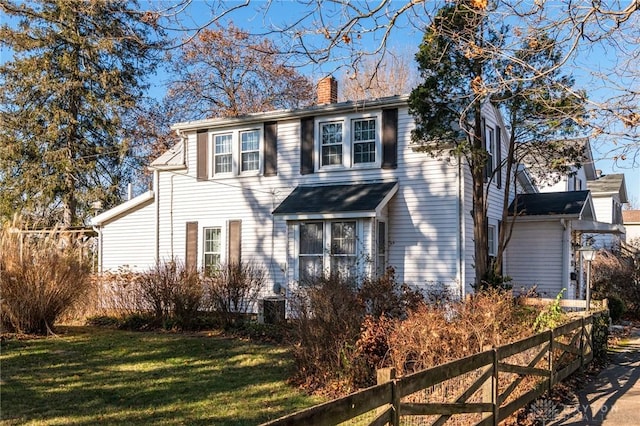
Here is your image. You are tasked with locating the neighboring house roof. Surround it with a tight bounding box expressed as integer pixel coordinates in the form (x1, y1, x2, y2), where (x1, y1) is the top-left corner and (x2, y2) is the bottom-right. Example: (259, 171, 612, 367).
(508, 191, 590, 217)
(587, 173, 628, 203)
(91, 191, 154, 226)
(272, 181, 398, 219)
(150, 141, 185, 170)
(623, 210, 640, 224)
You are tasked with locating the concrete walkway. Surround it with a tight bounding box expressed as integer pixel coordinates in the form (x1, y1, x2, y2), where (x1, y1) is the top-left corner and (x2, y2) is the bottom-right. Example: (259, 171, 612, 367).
(549, 326, 640, 425)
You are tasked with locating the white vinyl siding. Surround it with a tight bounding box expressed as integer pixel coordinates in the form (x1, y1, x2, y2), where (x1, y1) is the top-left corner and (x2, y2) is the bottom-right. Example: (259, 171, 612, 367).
(504, 221, 564, 297)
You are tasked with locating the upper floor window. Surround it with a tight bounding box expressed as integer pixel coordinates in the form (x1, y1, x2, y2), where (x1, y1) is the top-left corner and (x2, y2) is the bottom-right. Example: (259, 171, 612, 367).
(241, 130, 260, 172)
(214, 134, 233, 174)
(316, 113, 380, 170)
(353, 118, 376, 164)
(210, 127, 262, 177)
(321, 121, 343, 166)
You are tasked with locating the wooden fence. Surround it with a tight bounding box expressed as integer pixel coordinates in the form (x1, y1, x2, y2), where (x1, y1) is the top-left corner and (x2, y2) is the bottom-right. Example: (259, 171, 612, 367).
(262, 311, 606, 426)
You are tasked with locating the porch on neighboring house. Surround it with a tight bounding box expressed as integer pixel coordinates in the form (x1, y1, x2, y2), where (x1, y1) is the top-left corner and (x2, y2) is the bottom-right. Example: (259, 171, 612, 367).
(504, 191, 625, 302)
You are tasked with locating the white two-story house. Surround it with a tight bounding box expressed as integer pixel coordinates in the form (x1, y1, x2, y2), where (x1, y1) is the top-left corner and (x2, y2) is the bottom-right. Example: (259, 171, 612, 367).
(92, 77, 512, 299)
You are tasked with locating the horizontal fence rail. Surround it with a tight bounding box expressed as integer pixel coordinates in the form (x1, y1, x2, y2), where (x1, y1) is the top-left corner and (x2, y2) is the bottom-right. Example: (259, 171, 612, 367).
(262, 309, 606, 426)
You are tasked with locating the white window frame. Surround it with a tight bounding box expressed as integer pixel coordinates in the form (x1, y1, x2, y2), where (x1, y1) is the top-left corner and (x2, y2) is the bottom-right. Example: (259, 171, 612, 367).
(240, 129, 260, 173)
(296, 219, 362, 282)
(209, 126, 263, 177)
(203, 226, 223, 274)
(484, 124, 496, 172)
(213, 133, 233, 176)
(352, 117, 377, 165)
(315, 112, 381, 171)
(487, 223, 497, 257)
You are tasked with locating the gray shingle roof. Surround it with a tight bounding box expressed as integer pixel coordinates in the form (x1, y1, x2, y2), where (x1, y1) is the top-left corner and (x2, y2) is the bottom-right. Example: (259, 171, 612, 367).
(587, 173, 628, 202)
(508, 191, 590, 216)
(272, 182, 397, 215)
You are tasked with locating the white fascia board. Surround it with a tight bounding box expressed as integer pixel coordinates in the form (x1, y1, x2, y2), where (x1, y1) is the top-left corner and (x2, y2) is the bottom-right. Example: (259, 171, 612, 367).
(277, 211, 377, 221)
(91, 191, 155, 226)
(571, 220, 625, 234)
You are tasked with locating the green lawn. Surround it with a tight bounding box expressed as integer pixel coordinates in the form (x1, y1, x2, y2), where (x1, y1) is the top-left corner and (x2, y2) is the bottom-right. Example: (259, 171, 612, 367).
(0, 326, 322, 425)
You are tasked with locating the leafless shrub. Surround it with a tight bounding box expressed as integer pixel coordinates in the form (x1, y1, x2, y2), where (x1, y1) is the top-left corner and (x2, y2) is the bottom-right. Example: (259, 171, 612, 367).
(202, 261, 265, 326)
(137, 259, 203, 328)
(388, 289, 538, 375)
(592, 249, 640, 318)
(0, 221, 93, 334)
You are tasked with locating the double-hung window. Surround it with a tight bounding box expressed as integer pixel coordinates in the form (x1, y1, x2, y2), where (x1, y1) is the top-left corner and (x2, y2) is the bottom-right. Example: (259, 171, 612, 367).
(320, 121, 343, 166)
(241, 130, 260, 172)
(214, 134, 233, 174)
(203, 227, 222, 275)
(299, 222, 324, 283)
(317, 114, 380, 170)
(353, 118, 376, 164)
(330, 221, 357, 280)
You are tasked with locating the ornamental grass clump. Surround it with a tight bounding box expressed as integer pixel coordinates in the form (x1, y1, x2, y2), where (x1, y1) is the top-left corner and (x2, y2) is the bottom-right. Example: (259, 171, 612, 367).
(0, 221, 93, 335)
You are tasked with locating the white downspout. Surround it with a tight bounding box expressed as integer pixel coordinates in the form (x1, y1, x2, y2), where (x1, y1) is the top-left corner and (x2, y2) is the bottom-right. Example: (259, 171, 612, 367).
(560, 219, 570, 298)
(154, 169, 160, 264)
(458, 153, 465, 300)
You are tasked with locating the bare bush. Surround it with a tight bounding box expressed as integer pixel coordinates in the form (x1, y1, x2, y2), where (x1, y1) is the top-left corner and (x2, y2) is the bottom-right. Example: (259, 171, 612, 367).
(202, 261, 265, 326)
(592, 250, 640, 318)
(138, 259, 203, 328)
(0, 222, 93, 334)
(388, 290, 538, 375)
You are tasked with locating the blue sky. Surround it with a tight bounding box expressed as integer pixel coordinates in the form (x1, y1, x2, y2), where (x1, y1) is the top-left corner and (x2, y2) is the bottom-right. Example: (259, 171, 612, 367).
(157, 0, 638, 204)
(2, 0, 638, 203)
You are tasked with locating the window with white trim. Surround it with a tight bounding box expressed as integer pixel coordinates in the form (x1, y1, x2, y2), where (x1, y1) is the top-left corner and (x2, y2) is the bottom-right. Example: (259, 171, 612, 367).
(214, 134, 233, 174)
(320, 121, 343, 166)
(299, 222, 324, 283)
(241, 130, 260, 172)
(210, 127, 262, 177)
(203, 227, 222, 275)
(298, 220, 359, 283)
(353, 118, 376, 164)
(316, 113, 380, 170)
(487, 224, 496, 257)
(484, 124, 496, 173)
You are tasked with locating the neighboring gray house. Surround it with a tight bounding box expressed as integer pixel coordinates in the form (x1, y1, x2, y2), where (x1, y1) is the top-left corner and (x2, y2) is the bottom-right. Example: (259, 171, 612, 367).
(92, 77, 513, 299)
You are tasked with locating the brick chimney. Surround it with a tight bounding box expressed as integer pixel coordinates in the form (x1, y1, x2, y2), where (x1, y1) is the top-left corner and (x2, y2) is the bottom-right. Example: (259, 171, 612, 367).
(317, 76, 338, 104)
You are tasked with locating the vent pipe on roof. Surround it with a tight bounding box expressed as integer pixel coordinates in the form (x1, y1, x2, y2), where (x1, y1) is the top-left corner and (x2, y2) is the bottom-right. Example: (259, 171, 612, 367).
(127, 183, 133, 200)
(317, 76, 338, 104)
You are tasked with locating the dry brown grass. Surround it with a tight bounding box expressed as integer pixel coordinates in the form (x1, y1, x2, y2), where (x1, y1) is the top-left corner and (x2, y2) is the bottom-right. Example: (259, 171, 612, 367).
(0, 221, 93, 334)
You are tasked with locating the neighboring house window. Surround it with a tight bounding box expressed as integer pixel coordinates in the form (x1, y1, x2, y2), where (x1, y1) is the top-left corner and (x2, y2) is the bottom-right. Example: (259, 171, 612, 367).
(321, 121, 343, 166)
(484, 124, 495, 177)
(487, 224, 496, 257)
(299, 222, 324, 283)
(330, 221, 357, 280)
(241, 130, 260, 172)
(203, 227, 222, 275)
(353, 118, 376, 164)
(214, 134, 233, 174)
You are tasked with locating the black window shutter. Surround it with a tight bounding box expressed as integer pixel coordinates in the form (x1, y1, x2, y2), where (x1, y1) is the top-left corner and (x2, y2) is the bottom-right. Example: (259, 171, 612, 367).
(185, 221, 198, 271)
(228, 220, 241, 266)
(496, 126, 502, 189)
(196, 129, 208, 181)
(300, 117, 314, 175)
(382, 108, 398, 169)
(264, 121, 278, 177)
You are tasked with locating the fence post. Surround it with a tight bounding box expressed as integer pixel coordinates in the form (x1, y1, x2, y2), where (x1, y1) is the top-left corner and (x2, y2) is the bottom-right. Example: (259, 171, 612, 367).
(492, 348, 499, 426)
(548, 329, 555, 390)
(377, 368, 398, 425)
(579, 316, 585, 371)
